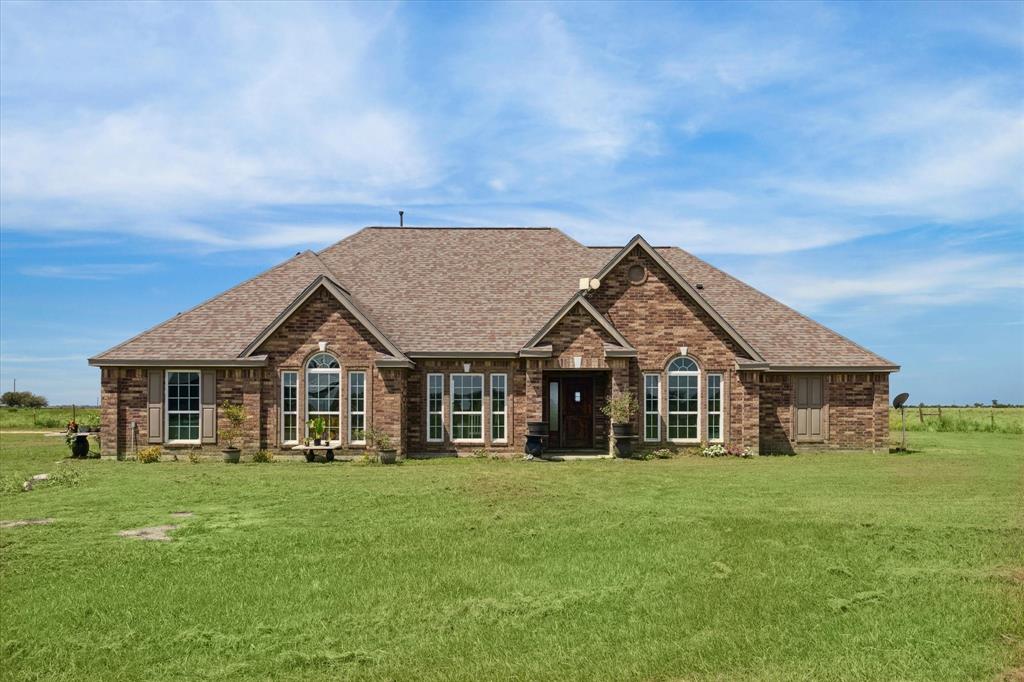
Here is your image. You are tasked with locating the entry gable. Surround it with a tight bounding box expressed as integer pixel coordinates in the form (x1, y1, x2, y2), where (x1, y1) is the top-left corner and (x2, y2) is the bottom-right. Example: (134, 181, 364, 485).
(522, 293, 636, 353)
(592, 235, 764, 363)
(242, 275, 411, 366)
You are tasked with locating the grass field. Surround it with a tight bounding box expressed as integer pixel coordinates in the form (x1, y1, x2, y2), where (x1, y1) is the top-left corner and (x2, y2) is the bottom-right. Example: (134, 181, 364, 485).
(890, 406, 1024, 435)
(1, 431, 1021, 681)
(0, 406, 100, 431)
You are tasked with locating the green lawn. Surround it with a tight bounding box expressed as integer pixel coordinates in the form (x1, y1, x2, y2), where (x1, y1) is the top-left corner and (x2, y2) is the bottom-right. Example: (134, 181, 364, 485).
(1, 432, 1021, 681)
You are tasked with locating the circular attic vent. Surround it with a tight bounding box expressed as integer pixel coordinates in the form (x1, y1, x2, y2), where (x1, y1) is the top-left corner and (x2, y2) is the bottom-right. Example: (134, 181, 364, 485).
(627, 264, 647, 285)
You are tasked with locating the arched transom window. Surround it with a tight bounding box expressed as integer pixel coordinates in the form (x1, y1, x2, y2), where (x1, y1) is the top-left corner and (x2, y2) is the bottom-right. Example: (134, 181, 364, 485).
(306, 353, 340, 441)
(667, 356, 699, 441)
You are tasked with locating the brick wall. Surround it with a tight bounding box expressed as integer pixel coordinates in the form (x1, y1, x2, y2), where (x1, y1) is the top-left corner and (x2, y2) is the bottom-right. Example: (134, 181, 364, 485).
(100, 367, 147, 456)
(758, 372, 890, 452)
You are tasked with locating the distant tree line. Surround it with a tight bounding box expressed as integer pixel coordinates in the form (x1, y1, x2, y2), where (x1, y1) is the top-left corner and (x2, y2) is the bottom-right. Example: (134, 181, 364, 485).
(1, 391, 49, 408)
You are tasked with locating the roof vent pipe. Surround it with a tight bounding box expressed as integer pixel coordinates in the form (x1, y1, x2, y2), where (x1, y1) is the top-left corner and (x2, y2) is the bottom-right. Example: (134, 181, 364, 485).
(399, 210, 404, 227)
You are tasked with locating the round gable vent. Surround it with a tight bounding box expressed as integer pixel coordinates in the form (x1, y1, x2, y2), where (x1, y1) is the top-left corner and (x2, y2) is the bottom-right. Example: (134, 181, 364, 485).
(627, 264, 647, 285)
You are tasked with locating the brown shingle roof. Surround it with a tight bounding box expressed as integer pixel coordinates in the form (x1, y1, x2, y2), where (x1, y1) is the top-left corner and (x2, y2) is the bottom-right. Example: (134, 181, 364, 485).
(91, 227, 896, 369)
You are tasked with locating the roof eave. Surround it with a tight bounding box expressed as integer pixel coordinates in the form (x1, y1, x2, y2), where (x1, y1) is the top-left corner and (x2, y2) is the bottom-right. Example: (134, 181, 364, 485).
(764, 364, 900, 373)
(88, 356, 269, 368)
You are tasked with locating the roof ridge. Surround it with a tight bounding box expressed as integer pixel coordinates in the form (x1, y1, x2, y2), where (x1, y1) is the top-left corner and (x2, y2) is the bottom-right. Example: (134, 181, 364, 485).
(90, 251, 317, 361)
(658, 246, 897, 367)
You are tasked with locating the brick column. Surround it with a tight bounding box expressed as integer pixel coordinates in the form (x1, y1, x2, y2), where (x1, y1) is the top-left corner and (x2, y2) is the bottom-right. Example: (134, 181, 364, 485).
(524, 360, 543, 423)
(100, 368, 120, 456)
(872, 374, 890, 452)
(243, 370, 262, 450)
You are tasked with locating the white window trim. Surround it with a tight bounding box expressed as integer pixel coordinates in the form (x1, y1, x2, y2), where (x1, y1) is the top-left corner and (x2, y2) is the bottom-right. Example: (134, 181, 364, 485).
(490, 373, 508, 444)
(348, 370, 367, 445)
(305, 354, 341, 445)
(667, 358, 701, 444)
(426, 373, 444, 443)
(707, 373, 724, 443)
(165, 369, 201, 445)
(643, 373, 661, 442)
(281, 371, 298, 445)
(451, 373, 485, 443)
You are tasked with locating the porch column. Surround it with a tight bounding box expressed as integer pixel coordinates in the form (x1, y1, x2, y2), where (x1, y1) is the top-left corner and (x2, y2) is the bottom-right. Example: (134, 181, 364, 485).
(608, 358, 632, 455)
(525, 359, 544, 423)
(242, 369, 262, 450)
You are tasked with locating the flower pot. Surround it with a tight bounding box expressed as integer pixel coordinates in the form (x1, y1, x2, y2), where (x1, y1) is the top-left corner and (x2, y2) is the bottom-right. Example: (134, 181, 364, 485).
(527, 421, 548, 436)
(378, 449, 398, 465)
(613, 435, 637, 458)
(325, 450, 335, 463)
(612, 423, 634, 439)
(222, 448, 241, 464)
(313, 438, 322, 446)
(304, 451, 316, 463)
(70, 434, 90, 459)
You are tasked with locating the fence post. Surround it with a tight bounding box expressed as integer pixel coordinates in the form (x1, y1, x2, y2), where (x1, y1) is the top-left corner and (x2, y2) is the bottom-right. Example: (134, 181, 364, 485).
(937, 405, 942, 419)
(918, 405, 924, 423)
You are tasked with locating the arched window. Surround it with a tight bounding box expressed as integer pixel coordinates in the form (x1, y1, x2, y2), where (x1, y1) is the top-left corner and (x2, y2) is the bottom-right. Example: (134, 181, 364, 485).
(306, 353, 340, 441)
(667, 356, 699, 441)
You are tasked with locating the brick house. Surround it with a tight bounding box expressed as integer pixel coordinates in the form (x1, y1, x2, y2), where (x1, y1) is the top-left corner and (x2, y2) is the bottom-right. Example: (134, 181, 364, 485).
(90, 228, 898, 457)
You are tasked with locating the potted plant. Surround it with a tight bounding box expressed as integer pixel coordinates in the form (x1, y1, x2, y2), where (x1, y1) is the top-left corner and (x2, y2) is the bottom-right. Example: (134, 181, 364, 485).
(367, 426, 398, 464)
(220, 400, 246, 463)
(307, 416, 326, 446)
(601, 391, 639, 457)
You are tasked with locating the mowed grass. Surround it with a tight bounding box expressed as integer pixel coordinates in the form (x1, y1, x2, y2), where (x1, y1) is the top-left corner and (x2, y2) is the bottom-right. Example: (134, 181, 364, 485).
(0, 406, 100, 431)
(1, 432, 1021, 681)
(890, 406, 1024, 434)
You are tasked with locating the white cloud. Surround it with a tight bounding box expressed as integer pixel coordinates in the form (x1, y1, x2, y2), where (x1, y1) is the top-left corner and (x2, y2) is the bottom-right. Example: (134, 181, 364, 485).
(19, 263, 158, 280)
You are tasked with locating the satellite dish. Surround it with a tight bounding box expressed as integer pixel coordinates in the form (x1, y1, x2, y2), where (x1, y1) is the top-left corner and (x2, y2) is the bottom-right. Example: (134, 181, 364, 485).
(589, 278, 601, 290)
(893, 392, 910, 409)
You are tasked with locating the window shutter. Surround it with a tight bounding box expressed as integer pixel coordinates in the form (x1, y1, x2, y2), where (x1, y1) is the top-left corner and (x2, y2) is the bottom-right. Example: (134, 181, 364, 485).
(201, 371, 217, 443)
(147, 370, 163, 443)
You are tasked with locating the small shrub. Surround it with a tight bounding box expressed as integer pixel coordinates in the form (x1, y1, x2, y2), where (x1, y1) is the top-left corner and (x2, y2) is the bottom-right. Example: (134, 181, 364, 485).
(187, 448, 202, 464)
(652, 448, 674, 459)
(635, 450, 656, 461)
(252, 450, 274, 463)
(470, 448, 490, 458)
(48, 465, 82, 488)
(137, 446, 162, 463)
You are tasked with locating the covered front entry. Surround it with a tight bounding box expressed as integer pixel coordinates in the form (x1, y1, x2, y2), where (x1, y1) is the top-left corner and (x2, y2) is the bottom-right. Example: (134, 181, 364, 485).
(543, 373, 606, 449)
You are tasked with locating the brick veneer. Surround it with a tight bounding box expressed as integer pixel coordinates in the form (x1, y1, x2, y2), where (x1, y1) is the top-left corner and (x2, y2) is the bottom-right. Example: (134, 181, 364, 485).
(759, 373, 889, 452)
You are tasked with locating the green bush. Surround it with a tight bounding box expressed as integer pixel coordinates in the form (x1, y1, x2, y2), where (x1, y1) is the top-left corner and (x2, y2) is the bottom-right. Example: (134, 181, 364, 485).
(137, 446, 161, 463)
(187, 449, 202, 464)
(252, 450, 274, 463)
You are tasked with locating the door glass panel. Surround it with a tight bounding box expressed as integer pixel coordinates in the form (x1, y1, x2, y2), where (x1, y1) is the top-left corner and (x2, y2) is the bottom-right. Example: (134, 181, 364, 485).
(548, 382, 559, 432)
(574, 391, 581, 402)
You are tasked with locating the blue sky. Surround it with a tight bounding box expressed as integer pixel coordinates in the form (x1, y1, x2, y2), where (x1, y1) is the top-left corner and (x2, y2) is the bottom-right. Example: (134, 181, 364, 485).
(1, 1, 1022, 406)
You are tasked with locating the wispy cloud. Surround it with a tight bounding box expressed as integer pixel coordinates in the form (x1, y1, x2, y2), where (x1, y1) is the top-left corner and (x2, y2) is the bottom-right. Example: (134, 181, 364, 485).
(19, 263, 158, 280)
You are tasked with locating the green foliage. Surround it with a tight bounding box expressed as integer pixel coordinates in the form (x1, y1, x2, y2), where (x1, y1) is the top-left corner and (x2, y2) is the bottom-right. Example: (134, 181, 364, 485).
(0, 430, 1021, 680)
(306, 415, 326, 440)
(251, 450, 274, 463)
(187, 448, 202, 464)
(137, 446, 161, 463)
(0, 406, 99, 430)
(651, 448, 675, 459)
(365, 426, 393, 451)
(220, 401, 247, 448)
(600, 391, 639, 423)
(1, 390, 48, 408)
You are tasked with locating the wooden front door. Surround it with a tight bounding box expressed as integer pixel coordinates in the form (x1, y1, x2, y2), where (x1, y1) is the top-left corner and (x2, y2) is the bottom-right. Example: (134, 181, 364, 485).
(561, 378, 593, 448)
(795, 375, 824, 441)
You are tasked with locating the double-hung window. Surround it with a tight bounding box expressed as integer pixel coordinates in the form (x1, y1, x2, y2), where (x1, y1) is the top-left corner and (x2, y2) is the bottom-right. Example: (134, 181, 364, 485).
(491, 374, 507, 443)
(281, 371, 298, 444)
(644, 374, 660, 441)
(166, 370, 201, 443)
(667, 357, 699, 441)
(306, 352, 340, 441)
(451, 374, 483, 441)
(707, 374, 723, 442)
(349, 371, 366, 444)
(427, 374, 444, 442)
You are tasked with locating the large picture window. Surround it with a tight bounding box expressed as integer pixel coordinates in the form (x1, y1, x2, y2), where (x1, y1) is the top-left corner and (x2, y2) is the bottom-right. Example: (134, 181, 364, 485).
(451, 374, 484, 441)
(306, 352, 340, 441)
(427, 373, 444, 442)
(166, 370, 201, 443)
(644, 374, 660, 441)
(491, 374, 507, 443)
(707, 374, 723, 442)
(281, 371, 298, 444)
(349, 371, 366, 444)
(667, 357, 699, 441)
